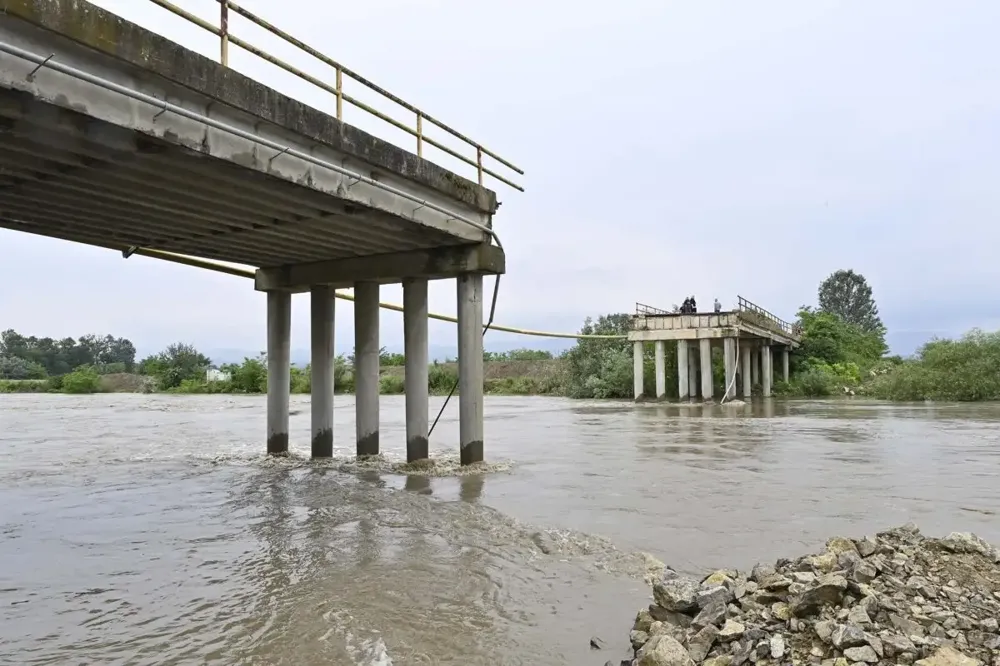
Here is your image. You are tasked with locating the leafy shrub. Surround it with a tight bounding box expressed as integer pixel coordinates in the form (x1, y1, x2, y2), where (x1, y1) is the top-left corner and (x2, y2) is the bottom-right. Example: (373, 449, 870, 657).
(428, 363, 458, 392)
(62, 366, 102, 394)
(379, 374, 405, 394)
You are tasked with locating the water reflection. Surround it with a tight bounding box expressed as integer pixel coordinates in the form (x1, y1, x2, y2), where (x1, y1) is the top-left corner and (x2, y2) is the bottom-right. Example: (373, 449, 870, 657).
(404, 474, 432, 495)
(459, 473, 485, 503)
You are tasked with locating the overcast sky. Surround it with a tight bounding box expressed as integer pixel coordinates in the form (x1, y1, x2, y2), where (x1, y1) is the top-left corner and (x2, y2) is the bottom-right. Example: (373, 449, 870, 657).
(2, 0, 998, 359)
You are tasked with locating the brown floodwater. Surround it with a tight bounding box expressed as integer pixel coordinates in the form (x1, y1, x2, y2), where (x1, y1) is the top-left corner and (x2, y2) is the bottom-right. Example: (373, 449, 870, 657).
(2, 395, 999, 665)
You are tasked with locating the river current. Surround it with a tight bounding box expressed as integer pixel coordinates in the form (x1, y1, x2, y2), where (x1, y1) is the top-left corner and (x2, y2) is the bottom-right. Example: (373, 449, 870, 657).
(2, 395, 999, 665)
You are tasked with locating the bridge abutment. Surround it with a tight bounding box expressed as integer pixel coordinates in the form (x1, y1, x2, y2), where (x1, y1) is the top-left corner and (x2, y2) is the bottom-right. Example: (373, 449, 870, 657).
(688, 343, 699, 400)
(267, 291, 292, 454)
(677, 340, 689, 400)
(403, 278, 430, 462)
(354, 282, 381, 457)
(762, 345, 773, 397)
(654, 341, 667, 399)
(741, 344, 752, 398)
(457, 273, 485, 465)
(699, 339, 713, 401)
(310, 285, 335, 458)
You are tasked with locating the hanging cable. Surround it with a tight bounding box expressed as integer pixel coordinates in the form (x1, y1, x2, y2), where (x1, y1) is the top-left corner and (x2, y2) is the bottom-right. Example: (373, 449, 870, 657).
(427, 274, 501, 437)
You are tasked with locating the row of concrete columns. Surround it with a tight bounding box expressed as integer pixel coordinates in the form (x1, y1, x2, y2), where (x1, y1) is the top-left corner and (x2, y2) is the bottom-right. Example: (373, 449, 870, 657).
(265, 274, 485, 464)
(634, 338, 790, 401)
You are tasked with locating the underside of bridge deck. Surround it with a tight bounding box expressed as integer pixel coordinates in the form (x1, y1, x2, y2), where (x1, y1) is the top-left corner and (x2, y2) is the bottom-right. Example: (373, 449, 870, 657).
(0, 91, 471, 268)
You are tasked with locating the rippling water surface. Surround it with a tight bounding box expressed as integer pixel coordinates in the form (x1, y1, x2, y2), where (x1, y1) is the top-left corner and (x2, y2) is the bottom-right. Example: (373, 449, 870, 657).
(2, 395, 999, 665)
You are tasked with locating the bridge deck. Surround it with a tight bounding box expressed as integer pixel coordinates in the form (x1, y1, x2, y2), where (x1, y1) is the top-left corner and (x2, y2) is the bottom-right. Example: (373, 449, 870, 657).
(0, 0, 508, 273)
(629, 298, 802, 347)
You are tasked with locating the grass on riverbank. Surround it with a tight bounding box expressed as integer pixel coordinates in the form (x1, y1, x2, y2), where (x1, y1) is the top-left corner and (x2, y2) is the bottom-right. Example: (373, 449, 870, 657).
(1, 360, 569, 397)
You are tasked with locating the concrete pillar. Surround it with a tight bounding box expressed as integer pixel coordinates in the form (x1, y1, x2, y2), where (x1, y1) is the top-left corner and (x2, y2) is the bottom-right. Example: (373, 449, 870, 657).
(687, 342, 698, 399)
(752, 348, 760, 386)
(457, 273, 484, 465)
(633, 341, 644, 400)
(266, 290, 291, 455)
(762, 344, 772, 397)
(654, 340, 666, 399)
(677, 340, 689, 400)
(723, 337, 736, 400)
(699, 338, 713, 401)
(741, 343, 752, 399)
(354, 281, 380, 456)
(310, 285, 335, 458)
(782, 347, 790, 382)
(403, 278, 429, 462)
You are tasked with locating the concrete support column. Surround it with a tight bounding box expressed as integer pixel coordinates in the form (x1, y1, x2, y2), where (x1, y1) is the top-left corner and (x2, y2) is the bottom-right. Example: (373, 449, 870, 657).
(688, 342, 698, 399)
(741, 343, 752, 399)
(677, 340, 689, 400)
(457, 274, 484, 465)
(762, 344, 773, 397)
(403, 278, 429, 462)
(782, 347, 790, 382)
(354, 281, 380, 457)
(654, 340, 666, 399)
(723, 337, 736, 400)
(633, 341, 644, 400)
(752, 348, 760, 386)
(699, 338, 713, 401)
(266, 290, 291, 455)
(310, 286, 335, 458)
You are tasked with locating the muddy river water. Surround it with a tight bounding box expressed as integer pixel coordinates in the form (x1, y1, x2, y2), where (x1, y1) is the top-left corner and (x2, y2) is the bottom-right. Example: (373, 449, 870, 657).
(2, 395, 999, 665)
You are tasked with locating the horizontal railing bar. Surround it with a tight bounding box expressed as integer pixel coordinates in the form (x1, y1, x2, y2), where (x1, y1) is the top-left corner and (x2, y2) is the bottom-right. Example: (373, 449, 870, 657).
(148, 0, 220, 34)
(141, 0, 521, 189)
(219, 0, 523, 176)
(223, 34, 524, 192)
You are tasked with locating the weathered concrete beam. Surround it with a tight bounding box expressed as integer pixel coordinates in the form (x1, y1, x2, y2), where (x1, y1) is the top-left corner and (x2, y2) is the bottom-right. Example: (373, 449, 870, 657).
(627, 325, 800, 347)
(628, 328, 741, 342)
(255, 244, 505, 292)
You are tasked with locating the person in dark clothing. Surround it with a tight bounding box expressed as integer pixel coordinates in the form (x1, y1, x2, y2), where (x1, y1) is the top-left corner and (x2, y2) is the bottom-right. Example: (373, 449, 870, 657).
(690, 296, 697, 313)
(681, 297, 691, 313)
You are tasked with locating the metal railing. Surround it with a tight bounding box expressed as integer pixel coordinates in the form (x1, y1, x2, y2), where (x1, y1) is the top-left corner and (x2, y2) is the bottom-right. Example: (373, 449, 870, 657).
(737, 296, 800, 337)
(144, 0, 524, 191)
(635, 302, 671, 316)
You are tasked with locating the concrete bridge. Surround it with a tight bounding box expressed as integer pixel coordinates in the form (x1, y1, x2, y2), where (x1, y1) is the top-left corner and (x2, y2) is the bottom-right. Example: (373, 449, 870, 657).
(0, 0, 522, 464)
(629, 297, 802, 401)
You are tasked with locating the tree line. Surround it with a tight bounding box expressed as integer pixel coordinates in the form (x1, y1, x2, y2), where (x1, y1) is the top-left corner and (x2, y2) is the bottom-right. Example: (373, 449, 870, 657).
(5, 269, 996, 401)
(0, 329, 137, 379)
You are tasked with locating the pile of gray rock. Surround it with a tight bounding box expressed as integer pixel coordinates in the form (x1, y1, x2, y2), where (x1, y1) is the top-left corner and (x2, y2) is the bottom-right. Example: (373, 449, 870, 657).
(624, 525, 1000, 666)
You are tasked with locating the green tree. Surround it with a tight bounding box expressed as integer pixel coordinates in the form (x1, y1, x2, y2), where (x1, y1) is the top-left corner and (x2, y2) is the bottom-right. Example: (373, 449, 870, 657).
(138, 343, 212, 390)
(62, 365, 102, 394)
(0, 355, 47, 379)
(817, 269, 884, 334)
(563, 313, 636, 399)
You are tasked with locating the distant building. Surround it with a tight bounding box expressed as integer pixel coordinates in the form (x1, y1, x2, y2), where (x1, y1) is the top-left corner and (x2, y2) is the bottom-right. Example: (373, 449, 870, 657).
(206, 368, 231, 382)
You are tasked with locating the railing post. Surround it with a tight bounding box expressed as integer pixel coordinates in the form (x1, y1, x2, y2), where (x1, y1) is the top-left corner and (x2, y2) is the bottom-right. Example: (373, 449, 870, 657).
(476, 146, 483, 186)
(335, 67, 343, 120)
(219, 1, 229, 66)
(416, 112, 423, 158)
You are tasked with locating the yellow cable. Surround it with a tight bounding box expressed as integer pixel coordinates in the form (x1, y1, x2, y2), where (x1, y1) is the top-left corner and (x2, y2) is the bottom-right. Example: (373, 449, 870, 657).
(132, 247, 627, 340)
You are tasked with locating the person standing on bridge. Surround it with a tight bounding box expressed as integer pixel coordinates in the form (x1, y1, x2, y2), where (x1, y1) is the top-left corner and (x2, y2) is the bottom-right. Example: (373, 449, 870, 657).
(714, 298, 722, 313)
(689, 296, 697, 313)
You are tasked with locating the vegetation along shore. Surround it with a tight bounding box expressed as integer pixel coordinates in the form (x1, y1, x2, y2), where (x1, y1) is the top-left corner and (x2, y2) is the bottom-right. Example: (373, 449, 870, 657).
(2, 269, 998, 401)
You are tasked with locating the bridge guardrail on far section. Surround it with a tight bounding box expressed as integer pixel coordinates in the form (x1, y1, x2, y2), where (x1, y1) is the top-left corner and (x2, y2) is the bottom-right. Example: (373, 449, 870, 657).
(144, 0, 523, 192)
(737, 296, 801, 338)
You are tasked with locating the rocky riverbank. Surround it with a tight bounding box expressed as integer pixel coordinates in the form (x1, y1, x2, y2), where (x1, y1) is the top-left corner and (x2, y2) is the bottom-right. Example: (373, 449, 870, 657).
(619, 525, 1000, 666)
